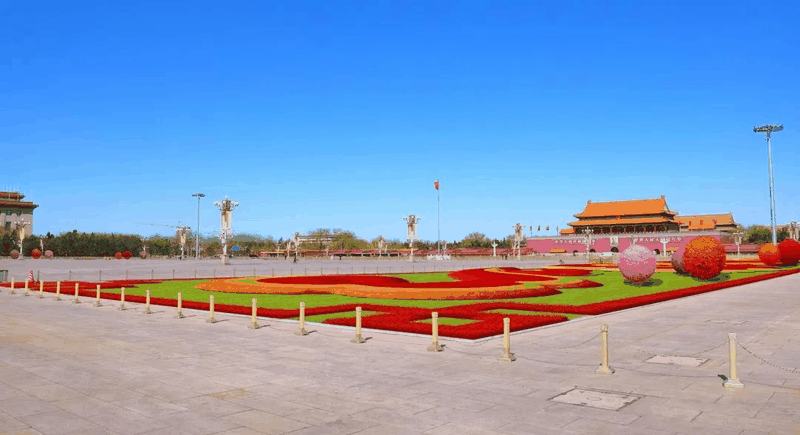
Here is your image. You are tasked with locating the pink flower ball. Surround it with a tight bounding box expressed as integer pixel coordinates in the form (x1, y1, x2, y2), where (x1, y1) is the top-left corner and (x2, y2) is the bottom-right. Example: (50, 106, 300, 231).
(671, 245, 687, 274)
(619, 245, 657, 283)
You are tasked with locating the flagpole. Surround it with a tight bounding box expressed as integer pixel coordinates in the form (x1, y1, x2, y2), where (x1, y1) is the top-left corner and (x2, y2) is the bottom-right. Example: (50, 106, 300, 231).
(437, 181, 441, 255)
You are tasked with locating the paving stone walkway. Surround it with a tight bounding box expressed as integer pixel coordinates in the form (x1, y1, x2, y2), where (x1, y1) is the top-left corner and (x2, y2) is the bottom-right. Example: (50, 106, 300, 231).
(1, 273, 799, 434)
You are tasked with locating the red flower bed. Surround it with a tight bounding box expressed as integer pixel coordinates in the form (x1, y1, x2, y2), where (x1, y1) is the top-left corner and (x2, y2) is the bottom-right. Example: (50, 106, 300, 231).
(259, 267, 563, 289)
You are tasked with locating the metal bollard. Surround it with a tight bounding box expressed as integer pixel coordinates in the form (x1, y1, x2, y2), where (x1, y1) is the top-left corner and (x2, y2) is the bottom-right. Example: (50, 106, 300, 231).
(206, 295, 217, 323)
(427, 312, 444, 352)
(175, 292, 184, 318)
(248, 298, 260, 329)
(304, 267, 307, 276)
(143, 290, 152, 314)
(296, 302, 308, 336)
(55, 281, 61, 300)
(118, 287, 127, 310)
(73, 283, 81, 304)
(24, 280, 29, 296)
(99, 270, 102, 281)
(498, 318, 516, 362)
(95, 284, 102, 307)
(151, 269, 154, 280)
(173, 270, 175, 279)
(351, 307, 366, 343)
(39, 281, 44, 298)
(9, 278, 14, 295)
(723, 333, 744, 389)
(596, 324, 614, 374)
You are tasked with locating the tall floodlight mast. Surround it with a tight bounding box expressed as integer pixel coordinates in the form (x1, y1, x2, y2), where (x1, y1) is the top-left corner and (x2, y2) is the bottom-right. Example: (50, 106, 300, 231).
(753, 124, 783, 245)
(192, 193, 205, 260)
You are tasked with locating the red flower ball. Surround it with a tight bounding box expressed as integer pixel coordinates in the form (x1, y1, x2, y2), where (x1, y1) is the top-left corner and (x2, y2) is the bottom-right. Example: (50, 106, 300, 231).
(683, 236, 726, 280)
(10, 250, 19, 259)
(757, 243, 780, 266)
(31, 248, 42, 259)
(140, 251, 147, 259)
(122, 250, 132, 259)
(44, 250, 53, 259)
(115, 252, 123, 259)
(777, 239, 800, 266)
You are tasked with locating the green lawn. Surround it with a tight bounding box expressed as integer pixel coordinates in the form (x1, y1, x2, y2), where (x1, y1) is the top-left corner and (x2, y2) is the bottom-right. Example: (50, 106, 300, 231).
(301, 310, 381, 323)
(113, 268, 782, 312)
(486, 309, 582, 320)
(387, 272, 455, 282)
(415, 317, 480, 326)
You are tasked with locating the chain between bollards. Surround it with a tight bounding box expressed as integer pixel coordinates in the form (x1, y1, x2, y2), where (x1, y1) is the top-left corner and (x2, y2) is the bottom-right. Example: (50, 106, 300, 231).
(596, 324, 614, 375)
(351, 307, 366, 343)
(723, 332, 744, 389)
(427, 312, 443, 352)
(296, 302, 308, 336)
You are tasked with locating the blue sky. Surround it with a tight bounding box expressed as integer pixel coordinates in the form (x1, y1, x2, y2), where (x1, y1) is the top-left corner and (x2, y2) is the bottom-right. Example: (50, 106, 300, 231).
(2, 1, 798, 242)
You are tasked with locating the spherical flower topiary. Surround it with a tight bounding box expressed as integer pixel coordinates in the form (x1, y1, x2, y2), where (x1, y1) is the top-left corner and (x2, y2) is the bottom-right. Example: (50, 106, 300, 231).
(44, 250, 53, 259)
(140, 251, 147, 259)
(777, 239, 800, 266)
(122, 250, 132, 259)
(31, 248, 42, 259)
(10, 250, 19, 259)
(618, 245, 657, 283)
(683, 236, 726, 280)
(757, 243, 780, 266)
(115, 252, 123, 260)
(670, 245, 687, 274)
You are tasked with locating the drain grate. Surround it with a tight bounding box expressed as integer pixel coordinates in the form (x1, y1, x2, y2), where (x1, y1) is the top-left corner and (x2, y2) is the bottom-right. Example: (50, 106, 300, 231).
(550, 388, 642, 411)
(645, 355, 707, 367)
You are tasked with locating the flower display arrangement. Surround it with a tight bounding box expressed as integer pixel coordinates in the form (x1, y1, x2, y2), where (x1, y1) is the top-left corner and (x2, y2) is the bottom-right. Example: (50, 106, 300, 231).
(31, 248, 42, 259)
(777, 239, 800, 266)
(670, 245, 687, 274)
(758, 243, 780, 266)
(618, 245, 657, 283)
(683, 236, 726, 280)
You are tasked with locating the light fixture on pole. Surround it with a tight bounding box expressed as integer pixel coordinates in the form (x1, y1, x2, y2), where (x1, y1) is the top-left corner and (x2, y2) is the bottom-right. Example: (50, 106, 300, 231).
(753, 124, 783, 245)
(192, 193, 205, 260)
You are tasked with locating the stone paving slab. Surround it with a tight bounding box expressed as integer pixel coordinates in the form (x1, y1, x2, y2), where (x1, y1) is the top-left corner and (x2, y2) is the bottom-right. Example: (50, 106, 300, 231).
(1, 271, 800, 434)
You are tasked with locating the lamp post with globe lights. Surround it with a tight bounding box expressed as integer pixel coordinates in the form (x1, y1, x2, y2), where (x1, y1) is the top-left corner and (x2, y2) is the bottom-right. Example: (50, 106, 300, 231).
(754, 124, 783, 245)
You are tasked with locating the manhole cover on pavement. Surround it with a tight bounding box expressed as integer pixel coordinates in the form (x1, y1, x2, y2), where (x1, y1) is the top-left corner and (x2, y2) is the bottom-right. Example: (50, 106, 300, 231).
(550, 388, 642, 411)
(645, 355, 707, 367)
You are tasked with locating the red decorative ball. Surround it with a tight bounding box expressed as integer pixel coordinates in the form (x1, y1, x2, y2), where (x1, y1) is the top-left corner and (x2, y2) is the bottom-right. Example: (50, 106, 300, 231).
(122, 250, 132, 259)
(140, 251, 147, 259)
(777, 239, 800, 266)
(115, 252, 123, 259)
(757, 244, 780, 266)
(683, 236, 726, 280)
(44, 250, 53, 259)
(10, 250, 19, 259)
(31, 248, 42, 259)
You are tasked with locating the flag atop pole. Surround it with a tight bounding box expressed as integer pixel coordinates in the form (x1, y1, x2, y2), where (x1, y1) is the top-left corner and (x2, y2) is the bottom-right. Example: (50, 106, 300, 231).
(434, 179, 439, 190)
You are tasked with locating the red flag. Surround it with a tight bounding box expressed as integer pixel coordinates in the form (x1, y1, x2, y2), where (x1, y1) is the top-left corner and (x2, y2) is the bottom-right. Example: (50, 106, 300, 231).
(700, 220, 704, 225)
(434, 180, 439, 190)
(713, 219, 717, 224)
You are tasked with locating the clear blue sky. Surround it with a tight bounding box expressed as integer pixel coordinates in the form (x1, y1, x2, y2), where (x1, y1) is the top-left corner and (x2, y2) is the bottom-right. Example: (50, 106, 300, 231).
(3, 1, 798, 242)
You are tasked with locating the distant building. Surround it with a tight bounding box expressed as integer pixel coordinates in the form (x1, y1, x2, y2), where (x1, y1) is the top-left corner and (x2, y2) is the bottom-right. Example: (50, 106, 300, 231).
(675, 213, 739, 233)
(0, 191, 38, 237)
(567, 195, 681, 235)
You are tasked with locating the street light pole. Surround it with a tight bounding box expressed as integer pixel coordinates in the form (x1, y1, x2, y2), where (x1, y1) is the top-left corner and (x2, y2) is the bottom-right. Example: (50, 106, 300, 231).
(192, 193, 205, 260)
(754, 124, 783, 245)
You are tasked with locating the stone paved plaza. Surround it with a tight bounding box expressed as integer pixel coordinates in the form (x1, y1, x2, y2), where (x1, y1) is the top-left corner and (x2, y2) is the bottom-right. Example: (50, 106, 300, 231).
(1, 262, 800, 434)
